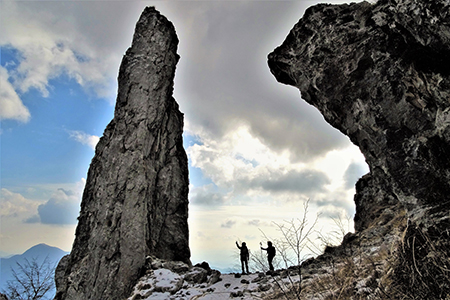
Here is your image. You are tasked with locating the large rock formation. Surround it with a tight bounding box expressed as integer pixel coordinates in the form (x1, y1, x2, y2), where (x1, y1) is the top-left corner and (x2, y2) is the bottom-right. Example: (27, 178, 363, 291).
(55, 7, 190, 300)
(269, 0, 450, 297)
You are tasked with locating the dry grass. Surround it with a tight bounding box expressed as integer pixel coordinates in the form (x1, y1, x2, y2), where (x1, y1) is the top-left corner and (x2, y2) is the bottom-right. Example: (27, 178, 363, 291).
(385, 219, 450, 299)
(260, 234, 391, 299)
(262, 206, 450, 300)
(261, 208, 408, 300)
(299, 248, 389, 300)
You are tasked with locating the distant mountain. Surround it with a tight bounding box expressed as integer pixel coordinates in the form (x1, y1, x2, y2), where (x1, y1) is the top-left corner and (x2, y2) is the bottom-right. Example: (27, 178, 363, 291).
(0, 251, 12, 259)
(0, 244, 69, 296)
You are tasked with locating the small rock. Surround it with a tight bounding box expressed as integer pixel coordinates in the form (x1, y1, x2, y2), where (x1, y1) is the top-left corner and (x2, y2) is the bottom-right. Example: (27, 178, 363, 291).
(258, 283, 272, 292)
(207, 270, 222, 285)
(184, 267, 208, 284)
(230, 291, 244, 297)
(194, 261, 212, 274)
(162, 261, 190, 274)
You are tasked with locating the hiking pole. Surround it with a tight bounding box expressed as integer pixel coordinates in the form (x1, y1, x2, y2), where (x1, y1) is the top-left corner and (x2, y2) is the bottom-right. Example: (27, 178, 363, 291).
(260, 242, 265, 273)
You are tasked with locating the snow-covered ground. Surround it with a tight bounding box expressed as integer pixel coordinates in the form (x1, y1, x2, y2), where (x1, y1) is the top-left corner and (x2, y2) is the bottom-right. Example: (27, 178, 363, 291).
(128, 256, 295, 300)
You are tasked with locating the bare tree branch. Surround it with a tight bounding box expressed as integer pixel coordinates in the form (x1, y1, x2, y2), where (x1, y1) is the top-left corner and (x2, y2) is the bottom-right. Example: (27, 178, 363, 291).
(3, 256, 56, 300)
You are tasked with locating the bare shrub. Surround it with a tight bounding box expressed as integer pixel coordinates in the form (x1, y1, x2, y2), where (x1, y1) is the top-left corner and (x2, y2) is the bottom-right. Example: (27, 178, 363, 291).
(253, 199, 319, 300)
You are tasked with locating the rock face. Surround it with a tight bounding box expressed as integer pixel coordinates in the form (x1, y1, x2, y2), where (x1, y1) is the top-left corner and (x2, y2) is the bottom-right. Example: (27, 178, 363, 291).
(269, 0, 450, 297)
(55, 7, 190, 300)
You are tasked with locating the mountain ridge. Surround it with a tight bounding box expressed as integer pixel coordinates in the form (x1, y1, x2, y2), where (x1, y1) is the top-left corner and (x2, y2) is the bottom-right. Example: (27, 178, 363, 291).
(0, 243, 68, 294)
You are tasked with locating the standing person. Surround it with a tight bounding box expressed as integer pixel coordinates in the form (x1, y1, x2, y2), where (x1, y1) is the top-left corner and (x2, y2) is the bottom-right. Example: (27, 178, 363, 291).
(261, 241, 276, 272)
(236, 241, 250, 275)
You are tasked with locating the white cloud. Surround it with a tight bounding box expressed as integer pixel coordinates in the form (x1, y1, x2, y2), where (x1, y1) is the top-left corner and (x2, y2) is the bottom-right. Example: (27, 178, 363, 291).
(0, 181, 84, 254)
(344, 162, 368, 189)
(248, 219, 261, 227)
(221, 219, 237, 229)
(0, 66, 30, 122)
(32, 180, 85, 225)
(69, 130, 100, 150)
(172, 1, 350, 163)
(242, 169, 330, 195)
(32, 188, 81, 225)
(0, 1, 137, 102)
(188, 126, 365, 204)
(189, 184, 226, 206)
(0, 188, 38, 217)
(1, 179, 85, 226)
(188, 126, 293, 189)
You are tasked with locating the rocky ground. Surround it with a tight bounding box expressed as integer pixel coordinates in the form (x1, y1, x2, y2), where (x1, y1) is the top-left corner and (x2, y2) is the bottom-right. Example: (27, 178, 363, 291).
(128, 257, 279, 300)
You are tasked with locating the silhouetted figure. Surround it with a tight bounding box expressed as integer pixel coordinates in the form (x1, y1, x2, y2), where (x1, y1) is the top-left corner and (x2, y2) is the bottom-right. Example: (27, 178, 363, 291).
(236, 241, 249, 274)
(261, 241, 276, 272)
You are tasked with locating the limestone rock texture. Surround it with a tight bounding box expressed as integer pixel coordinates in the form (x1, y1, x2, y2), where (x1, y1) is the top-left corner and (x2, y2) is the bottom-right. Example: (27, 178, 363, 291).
(54, 7, 190, 300)
(269, 0, 450, 297)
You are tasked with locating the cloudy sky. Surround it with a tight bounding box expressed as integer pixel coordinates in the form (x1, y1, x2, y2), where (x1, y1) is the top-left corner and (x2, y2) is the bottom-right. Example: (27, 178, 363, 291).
(1, 0, 369, 271)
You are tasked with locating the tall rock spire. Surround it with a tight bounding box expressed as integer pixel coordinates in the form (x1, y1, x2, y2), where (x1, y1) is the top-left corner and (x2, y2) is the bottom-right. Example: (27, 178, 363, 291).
(55, 7, 190, 300)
